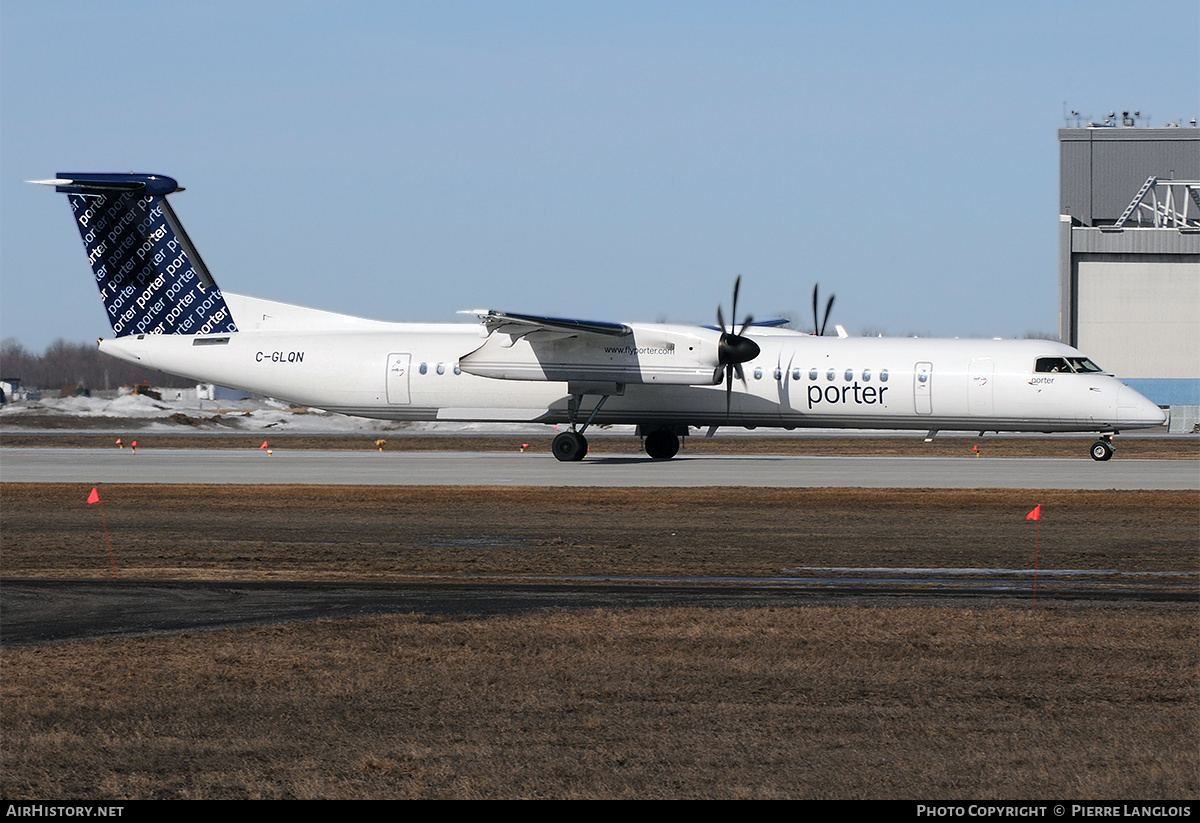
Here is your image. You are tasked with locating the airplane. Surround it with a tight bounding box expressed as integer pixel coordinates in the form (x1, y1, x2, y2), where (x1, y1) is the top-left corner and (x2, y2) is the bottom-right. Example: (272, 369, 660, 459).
(36, 171, 1166, 462)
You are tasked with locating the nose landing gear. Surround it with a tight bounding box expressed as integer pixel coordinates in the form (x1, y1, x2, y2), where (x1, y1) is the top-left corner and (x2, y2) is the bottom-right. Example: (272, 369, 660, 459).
(1090, 434, 1115, 462)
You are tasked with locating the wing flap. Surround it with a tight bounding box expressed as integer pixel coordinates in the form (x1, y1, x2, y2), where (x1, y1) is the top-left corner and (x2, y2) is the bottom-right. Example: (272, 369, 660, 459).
(460, 310, 631, 338)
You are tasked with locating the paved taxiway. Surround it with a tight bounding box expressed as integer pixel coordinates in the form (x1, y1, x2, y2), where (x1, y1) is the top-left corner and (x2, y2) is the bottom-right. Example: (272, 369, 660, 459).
(1, 448, 1195, 489)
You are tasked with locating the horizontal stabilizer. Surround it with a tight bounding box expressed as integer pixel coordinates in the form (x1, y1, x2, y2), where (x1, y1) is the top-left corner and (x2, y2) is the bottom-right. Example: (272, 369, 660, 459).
(40, 172, 183, 196)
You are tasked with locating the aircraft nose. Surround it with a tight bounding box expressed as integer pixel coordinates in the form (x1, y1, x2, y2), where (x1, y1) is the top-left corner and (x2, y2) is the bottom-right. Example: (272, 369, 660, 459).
(1117, 385, 1166, 427)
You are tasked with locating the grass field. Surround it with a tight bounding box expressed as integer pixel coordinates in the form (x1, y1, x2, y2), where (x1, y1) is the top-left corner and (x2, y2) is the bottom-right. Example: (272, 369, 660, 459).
(3, 605, 1196, 799)
(2, 482, 1196, 799)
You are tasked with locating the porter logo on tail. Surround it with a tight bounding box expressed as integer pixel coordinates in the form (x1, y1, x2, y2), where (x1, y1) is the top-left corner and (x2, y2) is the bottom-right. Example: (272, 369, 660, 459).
(52, 173, 237, 337)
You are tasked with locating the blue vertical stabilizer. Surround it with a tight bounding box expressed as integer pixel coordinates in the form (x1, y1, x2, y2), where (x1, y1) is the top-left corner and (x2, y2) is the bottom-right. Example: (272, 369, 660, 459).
(52, 172, 237, 336)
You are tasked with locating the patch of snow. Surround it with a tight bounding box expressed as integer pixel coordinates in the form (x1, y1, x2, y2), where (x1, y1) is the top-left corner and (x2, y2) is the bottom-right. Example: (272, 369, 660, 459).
(0, 393, 566, 435)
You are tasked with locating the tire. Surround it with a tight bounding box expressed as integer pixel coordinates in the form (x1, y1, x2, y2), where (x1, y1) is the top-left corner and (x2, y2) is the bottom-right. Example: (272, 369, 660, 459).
(1090, 440, 1113, 461)
(552, 432, 587, 462)
(644, 429, 680, 460)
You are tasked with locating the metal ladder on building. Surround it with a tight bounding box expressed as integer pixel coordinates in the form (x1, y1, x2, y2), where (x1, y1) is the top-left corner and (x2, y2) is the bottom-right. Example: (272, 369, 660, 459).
(1113, 175, 1158, 227)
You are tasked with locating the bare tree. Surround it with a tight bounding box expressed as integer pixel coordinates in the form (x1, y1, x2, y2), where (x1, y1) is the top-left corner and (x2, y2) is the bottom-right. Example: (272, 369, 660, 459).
(1, 338, 194, 393)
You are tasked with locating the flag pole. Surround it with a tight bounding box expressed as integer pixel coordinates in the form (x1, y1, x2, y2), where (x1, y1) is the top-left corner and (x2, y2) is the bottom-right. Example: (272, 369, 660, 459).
(1033, 516, 1040, 608)
(88, 487, 116, 578)
(1026, 504, 1042, 608)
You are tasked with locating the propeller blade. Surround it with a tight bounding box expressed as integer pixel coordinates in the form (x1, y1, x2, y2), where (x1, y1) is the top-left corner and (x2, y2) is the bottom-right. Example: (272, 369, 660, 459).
(732, 275, 741, 325)
(821, 295, 835, 337)
(812, 284, 820, 335)
(716, 275, 760, 416)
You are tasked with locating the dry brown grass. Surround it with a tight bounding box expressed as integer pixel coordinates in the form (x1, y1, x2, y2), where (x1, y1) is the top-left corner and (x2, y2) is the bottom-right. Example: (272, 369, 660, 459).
(2, 485, 1196, 579)
(3, 432, 1196, 459)
(2, 605, 1195, 799)
(3, 484, 1196, 799)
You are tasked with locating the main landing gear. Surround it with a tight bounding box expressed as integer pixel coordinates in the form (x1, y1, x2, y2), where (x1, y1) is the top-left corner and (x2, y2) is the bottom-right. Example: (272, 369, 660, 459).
(552, 426, 683, 461)
(644, 429, 680, 460)
(1090, 434, 1115, 462)
(552, 431, 588, 462)
(551, 393, 610, 462)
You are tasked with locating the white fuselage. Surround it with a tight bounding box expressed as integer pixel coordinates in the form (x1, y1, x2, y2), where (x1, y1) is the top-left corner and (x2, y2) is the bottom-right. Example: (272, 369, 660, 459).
(98, 294, 1165, 434)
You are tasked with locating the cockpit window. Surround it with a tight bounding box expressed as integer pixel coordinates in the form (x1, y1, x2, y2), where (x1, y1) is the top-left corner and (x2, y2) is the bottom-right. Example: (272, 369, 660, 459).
(1067, 357, 1104, 373)
(1035, 356, 1105, 374)
(1035, 357, 1070, 373)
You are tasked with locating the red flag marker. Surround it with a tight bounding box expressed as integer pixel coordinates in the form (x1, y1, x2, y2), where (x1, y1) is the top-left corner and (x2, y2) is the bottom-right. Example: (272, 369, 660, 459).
(115, 438, 122, 449)
(1026, 505, 1041, 520)
(86, 487, 116, 577)
(260, 440, 268, 450)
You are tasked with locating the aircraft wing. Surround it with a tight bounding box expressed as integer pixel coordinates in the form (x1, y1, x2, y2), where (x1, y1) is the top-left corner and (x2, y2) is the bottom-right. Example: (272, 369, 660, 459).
(461, 310, 631, 339)
(459, 310, 719, 386)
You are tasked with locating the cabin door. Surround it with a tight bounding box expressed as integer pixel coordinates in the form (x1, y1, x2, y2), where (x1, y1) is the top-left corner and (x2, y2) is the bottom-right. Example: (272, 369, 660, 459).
(913, 361, 933, 415)
(968, 358, 994, 416)
(386, 353, 411, 405)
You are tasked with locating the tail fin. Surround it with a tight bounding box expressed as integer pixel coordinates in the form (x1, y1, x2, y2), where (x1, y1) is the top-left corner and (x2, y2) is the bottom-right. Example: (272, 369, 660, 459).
(40, 173, 237, 336)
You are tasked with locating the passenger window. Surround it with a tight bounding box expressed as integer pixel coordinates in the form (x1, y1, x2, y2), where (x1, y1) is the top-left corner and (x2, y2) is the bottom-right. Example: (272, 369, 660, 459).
(754, 367, 763, 380)
(826, 369, 835, 381)
(454, 364, 462, 375)
(880, 369, 889, 382)
(419, 362, 428, 375)
(774, 368, 782, 380)
(809, 368, 818, 380)
(862, 369, 871, 381)
(844, 369, 853, 381)
(792, 368, 801, 381)
(436, 363, 445, 375)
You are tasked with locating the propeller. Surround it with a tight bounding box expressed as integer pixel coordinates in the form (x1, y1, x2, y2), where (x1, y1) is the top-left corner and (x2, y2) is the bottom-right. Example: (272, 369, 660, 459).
(716, 275, 761, 413)
(812, 283, 835, 336)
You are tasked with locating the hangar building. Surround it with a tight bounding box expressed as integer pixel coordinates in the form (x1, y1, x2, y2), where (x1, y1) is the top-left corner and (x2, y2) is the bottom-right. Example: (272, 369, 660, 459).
(1058, 125, 1199, 420)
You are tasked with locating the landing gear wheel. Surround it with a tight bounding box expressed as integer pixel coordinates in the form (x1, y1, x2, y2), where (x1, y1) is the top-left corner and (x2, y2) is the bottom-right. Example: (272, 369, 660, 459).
(1090, 440, 1114, 461)
(552, 431, 588, 462)
(644, 429, 680, 460)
